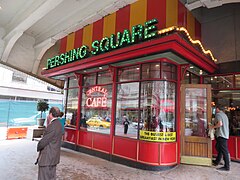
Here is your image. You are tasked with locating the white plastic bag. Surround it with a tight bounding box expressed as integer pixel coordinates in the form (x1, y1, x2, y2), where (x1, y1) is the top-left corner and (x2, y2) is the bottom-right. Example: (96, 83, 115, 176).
(208, 128, 215, 140)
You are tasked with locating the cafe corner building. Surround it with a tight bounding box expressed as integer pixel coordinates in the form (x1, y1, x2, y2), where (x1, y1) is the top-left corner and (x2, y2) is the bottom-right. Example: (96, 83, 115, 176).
(42, 0, 240, 170)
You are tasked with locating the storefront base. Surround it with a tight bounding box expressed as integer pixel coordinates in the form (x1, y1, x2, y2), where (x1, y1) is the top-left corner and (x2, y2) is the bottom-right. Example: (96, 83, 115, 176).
(62, 141, 177, 171)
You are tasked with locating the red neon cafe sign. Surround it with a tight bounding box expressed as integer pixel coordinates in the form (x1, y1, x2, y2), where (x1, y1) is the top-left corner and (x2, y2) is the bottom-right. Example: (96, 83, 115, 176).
(86, 86, 108, 108)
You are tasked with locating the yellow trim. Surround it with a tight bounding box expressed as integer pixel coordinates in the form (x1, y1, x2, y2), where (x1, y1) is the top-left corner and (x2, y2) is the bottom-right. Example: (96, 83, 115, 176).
(82, 24, 93, 49)
(187, 11, 195, 39)
(166, 0, 178, 27)
(103, 13, 116, 37)
(181, 156, 212, 166)
(92, 147, 110, 154)
(130, 0, 147, 29)
(66, 33, 75, 52)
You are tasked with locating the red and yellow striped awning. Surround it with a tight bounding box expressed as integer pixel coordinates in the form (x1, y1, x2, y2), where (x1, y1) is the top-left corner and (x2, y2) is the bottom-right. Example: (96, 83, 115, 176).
(60, 0, 201, 54)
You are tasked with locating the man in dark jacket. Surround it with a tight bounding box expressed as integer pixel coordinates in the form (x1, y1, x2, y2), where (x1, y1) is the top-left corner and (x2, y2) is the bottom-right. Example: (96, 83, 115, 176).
(37, 107, 62, 180)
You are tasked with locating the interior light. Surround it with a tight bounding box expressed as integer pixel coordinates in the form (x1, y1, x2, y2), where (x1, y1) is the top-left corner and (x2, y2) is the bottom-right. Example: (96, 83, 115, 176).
(199, 70, 203, 75)
(136, 68, 140, 70)
(99, 67, 102, 70)
(190, 66, 194, 69)
(155, 64, 160, 67)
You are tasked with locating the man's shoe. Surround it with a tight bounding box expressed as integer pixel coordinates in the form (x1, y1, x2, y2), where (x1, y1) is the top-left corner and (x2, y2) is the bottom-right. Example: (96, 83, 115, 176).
(216, 166, 230, 171)
(212, 160, 219, 166)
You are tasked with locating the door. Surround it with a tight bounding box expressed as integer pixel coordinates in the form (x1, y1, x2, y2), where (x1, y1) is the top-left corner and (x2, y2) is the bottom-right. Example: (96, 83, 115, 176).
(180, 84, 212, 166)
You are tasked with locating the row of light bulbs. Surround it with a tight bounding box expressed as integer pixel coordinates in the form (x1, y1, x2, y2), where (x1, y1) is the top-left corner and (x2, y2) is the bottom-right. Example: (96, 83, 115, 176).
(158, 26, 217, 62)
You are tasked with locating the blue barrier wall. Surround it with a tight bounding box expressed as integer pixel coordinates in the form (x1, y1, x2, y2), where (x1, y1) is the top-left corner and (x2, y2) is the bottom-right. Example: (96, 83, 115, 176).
(0, 100, 63, 127)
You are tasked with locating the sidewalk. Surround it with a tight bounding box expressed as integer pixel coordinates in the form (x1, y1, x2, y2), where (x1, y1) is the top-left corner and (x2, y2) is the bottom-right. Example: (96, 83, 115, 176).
(0, 139, 239, 180)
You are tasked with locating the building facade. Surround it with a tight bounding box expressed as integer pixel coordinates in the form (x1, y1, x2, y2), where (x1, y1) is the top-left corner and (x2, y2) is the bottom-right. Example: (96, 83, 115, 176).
(42, 0, 240, 170)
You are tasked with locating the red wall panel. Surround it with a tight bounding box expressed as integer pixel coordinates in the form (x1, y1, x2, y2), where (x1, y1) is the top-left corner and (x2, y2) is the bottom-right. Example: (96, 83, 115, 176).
(160, 143, 177, 164)
(64, 128, 76, 143)
(237, 137, 240, 160)
(78, 130, 92, 148)
(138, 141, 159, 164)
(228, 136, 236, 159)
(92, 133, 110, 153)
(113, 137, 137, 160)
(147, 0, 166, 29)
(212, 139, 217, 155)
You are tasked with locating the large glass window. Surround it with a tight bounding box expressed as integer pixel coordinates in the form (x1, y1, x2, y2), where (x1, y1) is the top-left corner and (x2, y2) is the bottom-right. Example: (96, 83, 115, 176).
(80, 71, 112, 134)
(115, 61, 177, 142)
(118, 65, 140, 82)
(184, 88, 207, 137)
(83, 73, 96, 86)
(115, 82, 139, 138)
(182, 71, 200, 84)
(140, 81, 176, 132)
(142, 63, 160, 79)
(69, 76, 78, 88)
(204, 75, 233, 89)
(97, 71, 112, 84)
(161, 62, 177, 80)
(212, 90, 240, 136)
(65, 77, 78, 127)
(235, 74, 240, 88)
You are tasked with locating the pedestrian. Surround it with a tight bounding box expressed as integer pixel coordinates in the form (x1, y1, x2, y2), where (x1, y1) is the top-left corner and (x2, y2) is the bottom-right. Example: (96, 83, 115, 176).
(36, 107, 63, 180)
(210, 105, 230, 171)
(122, 115, 129, 134)
(58, 111, 66, 135)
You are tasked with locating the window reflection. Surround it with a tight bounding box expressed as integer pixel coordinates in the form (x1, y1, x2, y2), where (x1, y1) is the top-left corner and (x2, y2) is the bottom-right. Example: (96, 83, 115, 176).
(118, 65, 140, 82)
(140, 81, 175, 132)
(142, 63, 160, 79)
(115, 62, 177, 142)
(69, 76, 78, 88)
(161, 62, 177, 80)
(235, 75, 240, 88)
(81, 84, 112, 134)
(212, 90, 240, 136)
(66, 88, 78, 127)
(115, 82, 139, 138)
(83, 73, 96, 86)
(204, 75, 233, 89)
(185, 88, 207, 137)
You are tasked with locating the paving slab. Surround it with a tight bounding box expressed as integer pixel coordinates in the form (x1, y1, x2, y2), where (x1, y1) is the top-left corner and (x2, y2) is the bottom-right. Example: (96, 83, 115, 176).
(0, 139, 239, 180)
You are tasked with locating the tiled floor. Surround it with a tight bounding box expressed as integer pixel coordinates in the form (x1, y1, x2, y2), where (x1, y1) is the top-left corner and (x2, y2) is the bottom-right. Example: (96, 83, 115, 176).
(0, 139, 239, 180)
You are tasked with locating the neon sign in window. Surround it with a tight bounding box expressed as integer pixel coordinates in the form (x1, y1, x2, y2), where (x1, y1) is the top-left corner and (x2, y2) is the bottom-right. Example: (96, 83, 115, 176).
(86, 86, 108, 108)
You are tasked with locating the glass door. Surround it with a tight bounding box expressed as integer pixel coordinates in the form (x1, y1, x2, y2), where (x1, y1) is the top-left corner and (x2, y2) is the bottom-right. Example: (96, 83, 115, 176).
(180, 84, 212, 166)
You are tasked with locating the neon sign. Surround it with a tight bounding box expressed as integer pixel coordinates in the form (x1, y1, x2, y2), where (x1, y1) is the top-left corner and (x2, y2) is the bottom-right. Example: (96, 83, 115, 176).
(47, 19, 158, 69)
(86, 86, 108, 108)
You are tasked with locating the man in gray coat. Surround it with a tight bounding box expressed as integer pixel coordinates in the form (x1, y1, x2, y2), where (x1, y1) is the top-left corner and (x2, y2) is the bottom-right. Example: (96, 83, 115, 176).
(37, 107, 63, 180)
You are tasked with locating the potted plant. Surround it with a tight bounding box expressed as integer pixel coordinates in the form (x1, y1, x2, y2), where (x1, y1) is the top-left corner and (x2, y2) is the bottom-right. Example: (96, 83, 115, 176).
(37, 100, 49, 127)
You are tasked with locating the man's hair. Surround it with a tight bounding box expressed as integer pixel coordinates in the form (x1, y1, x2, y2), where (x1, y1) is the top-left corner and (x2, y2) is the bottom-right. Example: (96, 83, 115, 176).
(216, 105, 225, 111)
(49, 107, 60, 117)
(59, 111, 64, 117)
